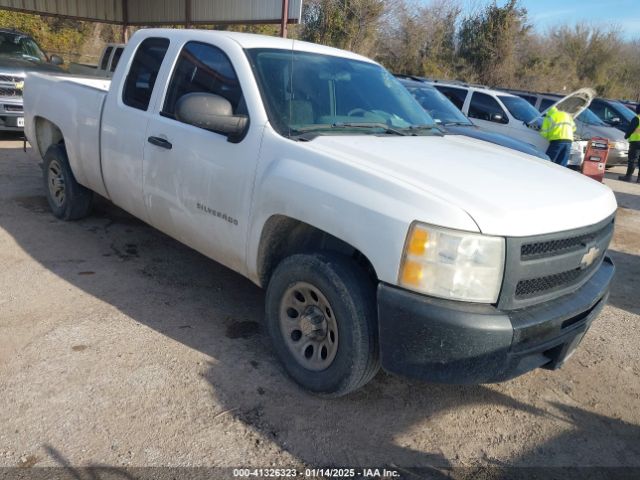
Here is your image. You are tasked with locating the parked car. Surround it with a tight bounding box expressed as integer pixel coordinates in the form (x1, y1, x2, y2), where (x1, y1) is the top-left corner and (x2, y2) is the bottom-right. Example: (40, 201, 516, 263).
(0, 28, 64, 132)
(503, 89, 629, 166)
(69, 44, 125, 79)
(428, 81, 591, 158)
(397, 76, 548, 159)
(589, 98, 637, 133)
(24, 29, 616, 396)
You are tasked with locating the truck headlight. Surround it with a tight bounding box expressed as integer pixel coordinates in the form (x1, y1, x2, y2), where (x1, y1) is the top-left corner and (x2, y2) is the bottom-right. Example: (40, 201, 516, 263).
(399, 223, 505, 303)
(615, 141, 629, 151)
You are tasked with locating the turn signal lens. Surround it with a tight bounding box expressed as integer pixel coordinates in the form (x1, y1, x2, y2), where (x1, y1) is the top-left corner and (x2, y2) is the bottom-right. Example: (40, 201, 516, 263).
(401, 260, 424, 286)
(407, 228, 429, 256)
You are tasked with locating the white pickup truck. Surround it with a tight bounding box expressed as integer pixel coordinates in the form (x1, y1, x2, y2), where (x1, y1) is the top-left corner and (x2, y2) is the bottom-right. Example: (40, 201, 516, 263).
(24, 29, 617, 397)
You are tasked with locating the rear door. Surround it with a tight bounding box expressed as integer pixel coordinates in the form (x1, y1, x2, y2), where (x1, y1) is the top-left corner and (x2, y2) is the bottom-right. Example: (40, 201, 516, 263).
(101, 37, 171, 222)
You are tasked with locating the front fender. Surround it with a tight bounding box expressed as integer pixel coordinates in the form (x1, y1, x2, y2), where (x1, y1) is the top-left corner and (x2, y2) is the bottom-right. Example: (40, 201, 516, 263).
(246, 129, 479, 285)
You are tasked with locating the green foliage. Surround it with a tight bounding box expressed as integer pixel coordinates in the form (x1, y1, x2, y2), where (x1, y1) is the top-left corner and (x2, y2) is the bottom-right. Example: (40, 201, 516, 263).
(301, 0, 386, 55)
(0, 11, 88, 61)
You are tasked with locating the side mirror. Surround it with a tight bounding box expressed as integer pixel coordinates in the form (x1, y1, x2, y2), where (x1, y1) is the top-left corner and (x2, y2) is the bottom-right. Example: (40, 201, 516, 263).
(176, 93, 248, 142)
(491, 113, 507, 124)
(49, 55, 64, 66)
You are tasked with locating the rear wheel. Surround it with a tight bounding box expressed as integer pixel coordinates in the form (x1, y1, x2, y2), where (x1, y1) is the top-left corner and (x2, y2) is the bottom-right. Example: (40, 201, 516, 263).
(265, 253, 380, 397)
(43, 144, 93, 220)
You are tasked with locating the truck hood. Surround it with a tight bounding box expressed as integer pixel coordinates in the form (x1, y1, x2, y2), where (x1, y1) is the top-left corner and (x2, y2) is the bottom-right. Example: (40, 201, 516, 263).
(309, 134, 617, 237)
(0, 55, 63, 74)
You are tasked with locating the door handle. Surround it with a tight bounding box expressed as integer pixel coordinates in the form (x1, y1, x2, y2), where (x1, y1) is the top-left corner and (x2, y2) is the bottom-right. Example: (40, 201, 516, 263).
(147, 136, 173, 150)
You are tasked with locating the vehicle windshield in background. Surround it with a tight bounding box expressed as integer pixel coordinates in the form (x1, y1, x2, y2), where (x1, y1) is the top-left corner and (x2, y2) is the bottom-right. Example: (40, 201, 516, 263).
(0, 32, 47, 62)
(247, 48, 435, 137)
(578, 108, 607, 126)
(610, 101, 636, 122)
(406, 85, 472, 126)
(498, 95, 541, 124)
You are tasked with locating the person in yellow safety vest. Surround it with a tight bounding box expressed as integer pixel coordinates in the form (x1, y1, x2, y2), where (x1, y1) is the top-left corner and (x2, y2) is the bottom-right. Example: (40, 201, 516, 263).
(619, 103, 640, 182)
(540, 106, 576, 167)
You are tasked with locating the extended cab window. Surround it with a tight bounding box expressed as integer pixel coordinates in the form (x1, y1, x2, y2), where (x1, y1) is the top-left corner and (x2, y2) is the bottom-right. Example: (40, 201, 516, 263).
(163, 41, 245, 119)
(434, 86, 468, 110)
(123, 38, 170, 111)
(468, 92, 508, 123)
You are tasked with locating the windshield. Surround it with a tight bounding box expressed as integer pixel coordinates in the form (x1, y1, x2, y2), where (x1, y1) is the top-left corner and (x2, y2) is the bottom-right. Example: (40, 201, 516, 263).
(405, 85, 472, 126)
(498, 95, 541, 123)
(247, 48, 435, 137)
(0, 32, 47, 62)
(578, 108, 606, 126)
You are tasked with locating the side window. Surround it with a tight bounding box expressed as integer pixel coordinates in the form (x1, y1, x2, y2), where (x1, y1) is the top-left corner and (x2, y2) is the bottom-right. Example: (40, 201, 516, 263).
(589, 100, 605, 120)
(163, 41, 245, 119)
(100, 46, 113, 70)
(540, 99, 555, 112)
(435, 86, 467, 110)
(521, 95, 536, 106)
(110, 47, 124, 73)
(468, 92, 508, 123)
(123, 37, 170, 111)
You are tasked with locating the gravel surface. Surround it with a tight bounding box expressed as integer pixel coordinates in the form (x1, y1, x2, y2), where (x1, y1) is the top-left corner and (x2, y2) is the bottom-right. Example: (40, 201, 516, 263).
(0, 133, 639, 477)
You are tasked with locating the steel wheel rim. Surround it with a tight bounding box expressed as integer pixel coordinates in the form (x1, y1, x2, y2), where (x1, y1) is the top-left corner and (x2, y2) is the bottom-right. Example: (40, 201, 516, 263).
(47, 160, 65, 207)
(279, 282, 339, 372)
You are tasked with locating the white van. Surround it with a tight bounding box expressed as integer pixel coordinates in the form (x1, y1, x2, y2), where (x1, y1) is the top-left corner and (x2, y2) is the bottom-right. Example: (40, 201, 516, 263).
(429, 81, 591, 160)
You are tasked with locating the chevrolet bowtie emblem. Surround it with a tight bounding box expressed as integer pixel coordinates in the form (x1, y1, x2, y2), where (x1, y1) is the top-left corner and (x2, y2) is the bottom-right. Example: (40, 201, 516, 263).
(580, 246, 600, 268)
(15, 81, 24, 91)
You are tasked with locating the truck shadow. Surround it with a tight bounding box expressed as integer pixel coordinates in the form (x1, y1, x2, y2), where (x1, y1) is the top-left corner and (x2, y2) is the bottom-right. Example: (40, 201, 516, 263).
(1, 147, 638, 474)
(606, 250, 640, 315)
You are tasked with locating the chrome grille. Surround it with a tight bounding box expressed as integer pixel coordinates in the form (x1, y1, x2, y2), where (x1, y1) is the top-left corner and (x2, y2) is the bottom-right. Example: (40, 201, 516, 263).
(0, 74, 24, 98)
(499, 216, 615, 310)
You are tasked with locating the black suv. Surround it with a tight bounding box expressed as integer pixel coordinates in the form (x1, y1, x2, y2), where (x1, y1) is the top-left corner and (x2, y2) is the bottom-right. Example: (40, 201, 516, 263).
(0, 29, 64, 132)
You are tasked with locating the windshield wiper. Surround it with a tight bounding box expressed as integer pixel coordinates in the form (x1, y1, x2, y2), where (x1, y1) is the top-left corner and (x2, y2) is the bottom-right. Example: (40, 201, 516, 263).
(290, 122, 408, 137)
(443, 121, 472, 127)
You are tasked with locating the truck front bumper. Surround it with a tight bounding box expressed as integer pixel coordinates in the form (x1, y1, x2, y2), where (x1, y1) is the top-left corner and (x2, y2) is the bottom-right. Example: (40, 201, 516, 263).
(0, 98, 24, 131)
(377, 256, 614, 384)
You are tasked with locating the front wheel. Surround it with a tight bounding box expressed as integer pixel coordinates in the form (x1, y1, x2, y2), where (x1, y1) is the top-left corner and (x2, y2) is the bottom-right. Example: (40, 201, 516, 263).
(43, 144, 93, 221)
(265, 253, 380, 397)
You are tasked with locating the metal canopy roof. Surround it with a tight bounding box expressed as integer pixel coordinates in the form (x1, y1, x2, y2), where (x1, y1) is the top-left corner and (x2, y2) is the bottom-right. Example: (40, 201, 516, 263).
(0, 0, 302, 26)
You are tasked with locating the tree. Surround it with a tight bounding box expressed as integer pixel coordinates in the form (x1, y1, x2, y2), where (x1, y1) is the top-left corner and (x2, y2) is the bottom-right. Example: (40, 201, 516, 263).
(457, 0, 530, 86)
(300, 0, 387, 56)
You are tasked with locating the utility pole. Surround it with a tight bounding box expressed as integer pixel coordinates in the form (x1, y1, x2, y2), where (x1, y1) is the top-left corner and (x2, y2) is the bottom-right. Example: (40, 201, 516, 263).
(280, 0, 290, 38)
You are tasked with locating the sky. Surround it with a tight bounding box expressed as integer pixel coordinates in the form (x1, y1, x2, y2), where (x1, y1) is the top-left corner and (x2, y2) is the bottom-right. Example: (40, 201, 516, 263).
(423, 0, 640, 40)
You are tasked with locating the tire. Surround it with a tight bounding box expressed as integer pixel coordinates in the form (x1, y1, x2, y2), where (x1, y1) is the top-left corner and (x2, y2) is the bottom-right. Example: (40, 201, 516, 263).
(43, 144, 93, 220)
(265, 253, 380, 397)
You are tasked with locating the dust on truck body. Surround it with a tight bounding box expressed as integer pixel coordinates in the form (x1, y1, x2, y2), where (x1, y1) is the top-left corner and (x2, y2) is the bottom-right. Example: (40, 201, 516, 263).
(24, 29, 616, 396)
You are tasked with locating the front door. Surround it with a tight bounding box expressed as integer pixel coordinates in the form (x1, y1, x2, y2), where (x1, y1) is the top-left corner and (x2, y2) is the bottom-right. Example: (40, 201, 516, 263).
(142, 40, 262, 274)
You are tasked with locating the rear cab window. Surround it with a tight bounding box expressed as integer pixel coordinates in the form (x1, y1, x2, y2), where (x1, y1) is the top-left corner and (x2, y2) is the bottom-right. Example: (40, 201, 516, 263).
(100, 46, 113, 71)
(122, 38, 170, 111)
(110, 47, 124, 73)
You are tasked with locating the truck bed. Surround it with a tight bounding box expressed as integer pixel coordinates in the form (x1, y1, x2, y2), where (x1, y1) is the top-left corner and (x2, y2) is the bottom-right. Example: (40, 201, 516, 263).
(24, 73, 111, 198)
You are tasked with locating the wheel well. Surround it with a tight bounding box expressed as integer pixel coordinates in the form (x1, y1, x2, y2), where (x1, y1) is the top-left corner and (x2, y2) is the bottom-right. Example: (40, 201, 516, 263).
(257, 215, 378, 287)
(34, 117, 64, 157)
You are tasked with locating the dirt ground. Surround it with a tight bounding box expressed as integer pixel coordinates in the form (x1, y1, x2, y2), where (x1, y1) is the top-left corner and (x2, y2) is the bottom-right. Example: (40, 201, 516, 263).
(0, 133, 639, 478)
